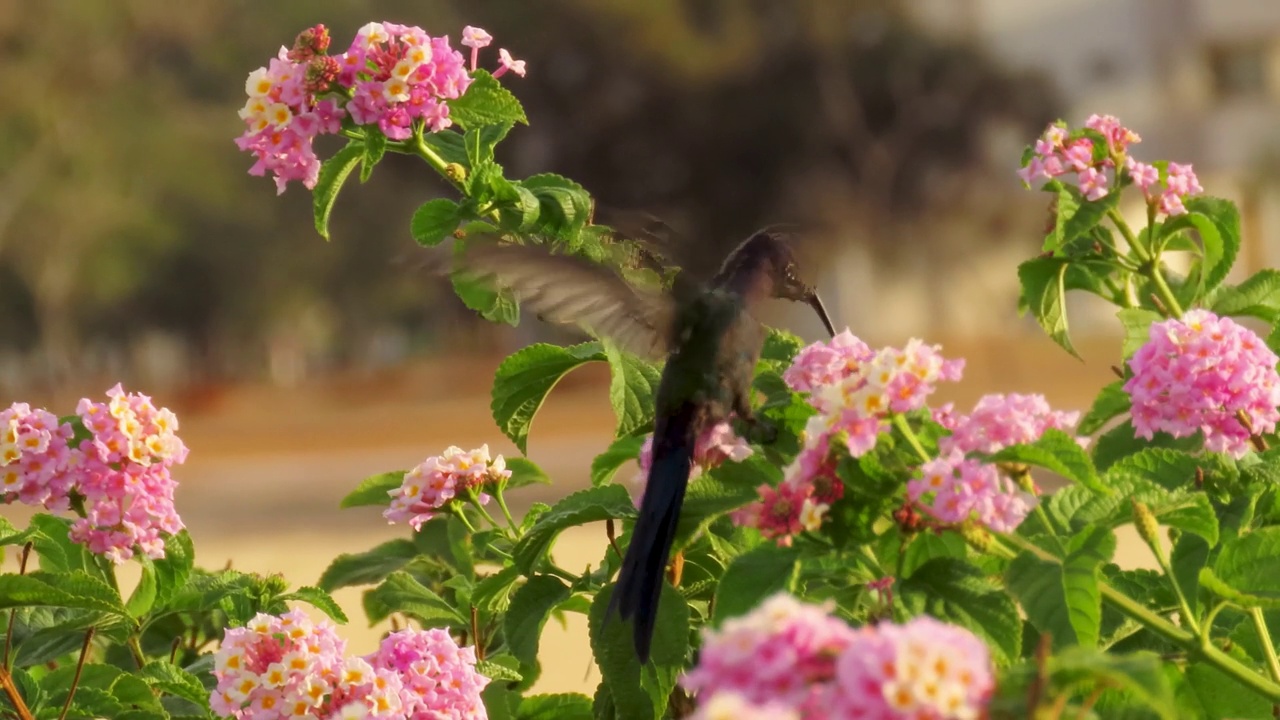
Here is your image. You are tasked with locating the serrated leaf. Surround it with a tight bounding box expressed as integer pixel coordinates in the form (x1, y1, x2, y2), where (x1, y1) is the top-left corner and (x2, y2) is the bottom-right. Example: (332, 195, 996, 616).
(711, 544, 799, 625)
(449, 70, 528, 128)
(360, 128, 386, 183)
(1186, 654, 1273, 719)
(604, 342, 660, 440)
(1006, 549, 1080, 650)
(0, 571, 127, 617)
(339, 470, 405, 509)
(472, 565, 522, 613)
(1092, 420, 1203, 472)
(1017, 257, 1078, 358)
(477, 656, 525, 682)
(513, 485, 637, 573)
(411, 198, 462, 247)
(1184, 196, 1241, 294)
(517, 693, 594, 720)
(1049, 648, 1177, 720)
(452, 270, 521, 327)
(591, 435, 645, 487)
(672, 457, 772, 549)
(364, 571, 468, 627)
(1054, 476, 1219, 545)
(761, 328, 805, 364)
(589, 585, 688, 720)
(491, 342, 606, 453)
(1118, 308, 1162, 358)
(505, 575, 571, 688)
(126, 560, 158, 619)
(281, 585, 348, 624)
(505, 457, 552, 489)
(1062, 526, 1116, 648)
(988, 429, 1105, 494)
(152, 530, 193, 611)
(900, 558, 1021, 664)
(1080, 381, 1130, 435)
(1203, 527, 1280, 608)
(140, 660, 209, 708)
(317, 539, 418, 592)
(312, 140, 363, 240)
(27, 514, 103, 580)
(1211, 269, 1280, 321)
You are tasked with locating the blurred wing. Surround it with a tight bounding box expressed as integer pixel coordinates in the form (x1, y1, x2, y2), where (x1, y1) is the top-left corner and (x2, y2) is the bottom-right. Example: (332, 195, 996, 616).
(457, 241, 675, 360)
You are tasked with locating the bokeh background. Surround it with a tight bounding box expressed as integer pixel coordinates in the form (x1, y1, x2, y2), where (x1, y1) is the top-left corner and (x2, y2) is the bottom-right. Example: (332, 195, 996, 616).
(3, 0, 1280, 695)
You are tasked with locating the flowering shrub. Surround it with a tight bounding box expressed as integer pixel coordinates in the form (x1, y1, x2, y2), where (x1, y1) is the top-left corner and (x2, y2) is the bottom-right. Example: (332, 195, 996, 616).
(8, 20, 1280, 720)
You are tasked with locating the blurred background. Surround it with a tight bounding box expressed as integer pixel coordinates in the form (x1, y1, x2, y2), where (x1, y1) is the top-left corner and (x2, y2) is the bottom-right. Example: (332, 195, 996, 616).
(3, 0, 1280, 694)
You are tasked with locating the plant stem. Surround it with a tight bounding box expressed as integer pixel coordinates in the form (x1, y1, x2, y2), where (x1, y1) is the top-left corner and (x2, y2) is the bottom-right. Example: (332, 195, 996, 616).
(1252, 607, 1280, 685)
(0, 665, 34, 720)
(494, 489, 520, 535)
(58, 629, 95, 720)
(127, 636, 146, 669)
(1109, 209, 1150, 263)
(3, 544, 32, 668)
(1202, 601, 1229, 644)
(892, 414, 931, 464)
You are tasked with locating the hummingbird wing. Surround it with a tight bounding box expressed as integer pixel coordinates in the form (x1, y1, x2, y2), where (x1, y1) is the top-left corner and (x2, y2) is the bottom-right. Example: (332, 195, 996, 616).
(455, 240, 676, 360)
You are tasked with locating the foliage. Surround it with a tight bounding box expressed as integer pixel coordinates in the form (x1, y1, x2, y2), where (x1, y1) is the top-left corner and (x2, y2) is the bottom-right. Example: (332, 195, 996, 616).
(4, 20, 1280, 720)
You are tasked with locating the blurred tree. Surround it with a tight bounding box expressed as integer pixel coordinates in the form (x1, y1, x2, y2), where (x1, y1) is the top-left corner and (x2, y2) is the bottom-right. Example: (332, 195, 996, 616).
(0, 0, 1056, 394)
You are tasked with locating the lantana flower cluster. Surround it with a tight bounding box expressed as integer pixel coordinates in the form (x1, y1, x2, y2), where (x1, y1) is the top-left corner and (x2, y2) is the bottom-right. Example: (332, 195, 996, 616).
(1018, 114, 1202, 215)
(909, 394, 1080, 533)
(1, 384, 187, 563)
(681, 593, 994, 720)
(211, 610, 488, 720)
(384, 444, 511, 530)
(236, 22, 525, 194)
(1126, 309, 1280, 457)
(734, 331, 963, 544)
(631, 421, 754, 503)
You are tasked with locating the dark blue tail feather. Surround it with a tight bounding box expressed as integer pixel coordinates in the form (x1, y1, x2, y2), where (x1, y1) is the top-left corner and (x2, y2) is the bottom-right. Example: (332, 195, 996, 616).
(609, 405, 697, 663)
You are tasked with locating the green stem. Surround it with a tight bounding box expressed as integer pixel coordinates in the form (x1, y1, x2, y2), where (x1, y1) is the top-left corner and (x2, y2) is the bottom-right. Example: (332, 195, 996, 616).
(494, 488, 520, 535)
(1252, 607, 1280, 685)
(412, 129, 452, 177)
(1146, 264, 1185, 318)
(546, 564, 578, 584)
(1152, 544, 1201, 635)
(127, 636, 146, 669)
(1108, 209, 1150, 263)
(453, 509, 480, 534)
(892, 414, 931, 464)
(1003, 534, 1280, 702)
(1202, 601, 1229, 644)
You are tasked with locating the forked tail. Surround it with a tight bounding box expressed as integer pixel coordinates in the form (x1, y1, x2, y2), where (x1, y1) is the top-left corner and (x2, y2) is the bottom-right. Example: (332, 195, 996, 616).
(608, 404, 697, 663)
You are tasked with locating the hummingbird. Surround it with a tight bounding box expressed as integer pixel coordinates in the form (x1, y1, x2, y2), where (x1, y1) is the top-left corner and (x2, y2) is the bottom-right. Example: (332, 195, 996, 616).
(453, 218, 836, 662)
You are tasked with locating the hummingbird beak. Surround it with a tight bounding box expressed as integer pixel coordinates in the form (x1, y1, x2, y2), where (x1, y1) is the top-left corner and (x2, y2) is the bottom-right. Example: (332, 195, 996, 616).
(805, 290, 837, 338)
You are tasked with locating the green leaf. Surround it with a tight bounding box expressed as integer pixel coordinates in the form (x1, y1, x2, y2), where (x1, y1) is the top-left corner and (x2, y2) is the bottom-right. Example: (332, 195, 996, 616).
(902, 531, 968, 578)
(360, 128, 387, 183)
(472, 566, 522, 613)
(1203, 527, 1280, 608)
(364, 571, 468, 627)
(339, 470, 405, 509)
(140, 660, 209, 708)
(1062, 526, 1116, 648)
(1186, 656, 1273, 719)
(152, 530, 193, 611)
(411, 198, 462, 247)
(1106, 447, 1206, 491)
(589, 585, 689, 720)
(280, 585, 348, 624)
(1184, 196, 1241, 294)
(506, 457, 553, 489)
(421, 130, 469, 167)
(317, 539, 419, 592)
(1080, 381, 1131, 435)
(1211, 269, 1280, 321)
(1092, 420, 1203, 473)
(491, 342, 606, 453)
(988, 429, 1105, 494)
(604, 342, 661, 440)
(477, 656, 525, 682)
(711, 545, 799, 625)
(28, 514, 103, 580)
(1054, 475, 1219, 546)
(1017, 257, 1078, 358)
(505, 575, 571, 688)
(1118, 308, 1162, 358)
(1044, 183, 1118, 253)
(1049, 648, 1177, 720)
(0, 572, 127, 617)
(449, 70, 528, 129)
(900, 558, 1022, 664)
(524, 175, 592, 240)
(126, 561, 158, 619)
(591, 435, 645, 487)
(1006, 547, 1079, 650)
(517, 693, 594, 720)
(761, 328, 805, 364)
(312, 140, 363, 240)
(513, 485, 637, 573)
(452, 270, 521, 326)
(673, 458, 775, 549)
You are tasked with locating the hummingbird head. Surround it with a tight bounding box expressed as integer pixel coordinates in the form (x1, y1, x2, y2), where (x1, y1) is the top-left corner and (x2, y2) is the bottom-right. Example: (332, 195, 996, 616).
(721, 229, 838, 338)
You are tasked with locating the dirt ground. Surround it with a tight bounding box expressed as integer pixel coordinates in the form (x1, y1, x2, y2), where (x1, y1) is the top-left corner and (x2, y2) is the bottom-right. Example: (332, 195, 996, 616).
(3, 335, 1158, 694)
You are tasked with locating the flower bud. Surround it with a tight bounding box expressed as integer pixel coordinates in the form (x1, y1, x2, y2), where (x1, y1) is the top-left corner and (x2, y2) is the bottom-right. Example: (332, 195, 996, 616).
(445, 163, 468, 183)
(1131, 499, 1163, 560)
